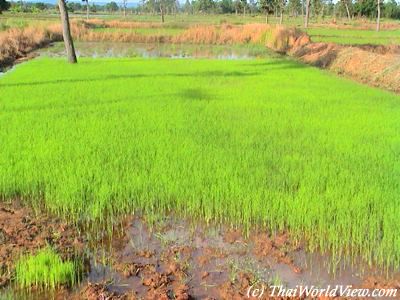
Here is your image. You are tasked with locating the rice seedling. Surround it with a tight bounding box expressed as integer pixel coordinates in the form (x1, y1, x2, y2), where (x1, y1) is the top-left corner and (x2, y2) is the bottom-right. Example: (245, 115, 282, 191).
(306, 28, 400, 45)
(0, 57, 399, 272)
(15, 247, 79, 289)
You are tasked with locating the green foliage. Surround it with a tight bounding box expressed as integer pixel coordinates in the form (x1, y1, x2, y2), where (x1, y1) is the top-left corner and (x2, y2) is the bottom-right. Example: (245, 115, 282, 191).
(0, 0, 11, 13)
(15, 247, 78, 290)
(353, 0, 377, 18)
(0, 58, 400, 270)
(384, 0, 400, 19)
(105, 1, 119, 12)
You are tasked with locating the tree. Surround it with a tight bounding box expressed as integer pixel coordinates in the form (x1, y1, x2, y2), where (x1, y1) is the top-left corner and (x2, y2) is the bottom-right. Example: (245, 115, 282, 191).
(384, 0, 400, 19)
(106, 1, 119, 12)
(241, 0, 247, 16)
(82, 0, 89, 20)
(233, 0, 241, 14)
(122, 0, 127, 16)
(288, 0, 301, 17)
(259, 0, 274, 23)
(0, 0, 11, 13)
(304, 0, 310, 27)
(34, 2, 47, 11)
(58, 0, 77, 64)
(159, 0, 165, 22)
(278, 0, 286, 23)
(341, 0, 351, 21)
(376, 0, 380, 31)
(183, 0, 193, 13)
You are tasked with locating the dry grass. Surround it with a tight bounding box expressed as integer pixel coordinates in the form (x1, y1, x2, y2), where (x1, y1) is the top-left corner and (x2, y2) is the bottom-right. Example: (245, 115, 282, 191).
(84, 19, 164, 29)
(172, 23, 271, 45)
(0, 25, 62, 68)
(330, 47, 400, 93)
(70, 22, 170, 43)
(266, 25, 310, 53)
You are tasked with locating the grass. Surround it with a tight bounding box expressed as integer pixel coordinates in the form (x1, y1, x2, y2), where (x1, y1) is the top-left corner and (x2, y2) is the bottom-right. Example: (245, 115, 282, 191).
(306, 27, 400, 45)
(0, 57, 399, 271)
(15, 247, 78, 289)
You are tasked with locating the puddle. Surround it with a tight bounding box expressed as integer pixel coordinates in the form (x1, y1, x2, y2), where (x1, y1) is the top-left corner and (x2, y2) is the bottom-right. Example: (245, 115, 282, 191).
(38, 41, 276, 60)
(73, 214, 392, 298)
(0, 208, 398, 299)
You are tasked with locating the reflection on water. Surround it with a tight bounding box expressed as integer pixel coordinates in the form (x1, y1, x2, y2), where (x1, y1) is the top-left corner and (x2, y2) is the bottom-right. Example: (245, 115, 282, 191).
(38, 42, 276, 60)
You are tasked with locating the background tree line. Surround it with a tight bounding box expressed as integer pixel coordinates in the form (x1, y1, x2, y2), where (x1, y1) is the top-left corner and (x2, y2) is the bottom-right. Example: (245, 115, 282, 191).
(1, 0, 399, 20)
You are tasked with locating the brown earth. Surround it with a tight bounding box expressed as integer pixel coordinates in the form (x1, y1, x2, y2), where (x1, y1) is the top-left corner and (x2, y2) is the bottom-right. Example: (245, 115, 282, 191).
(0, 201, 85, 288)
(294, 43, 400, 93)
(0, 201, 399, 299)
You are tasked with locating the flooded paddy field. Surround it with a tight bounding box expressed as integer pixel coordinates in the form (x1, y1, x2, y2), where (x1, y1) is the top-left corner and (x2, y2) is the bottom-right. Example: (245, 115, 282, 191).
(0, 43, 399, 299)
(37, 41, 276, 60)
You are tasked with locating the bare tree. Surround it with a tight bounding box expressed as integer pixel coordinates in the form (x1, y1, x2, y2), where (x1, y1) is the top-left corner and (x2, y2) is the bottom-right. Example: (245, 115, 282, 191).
(58, 0, 77, 63)
(122, 0, 127, 17)
(376, 0, 381, 31)
(342, 0, 351, 21)
(82, 0, 89, 21)
(304, 0, 310, 28)
(160, 1, 164, 22)
(279, 0, 285, 24)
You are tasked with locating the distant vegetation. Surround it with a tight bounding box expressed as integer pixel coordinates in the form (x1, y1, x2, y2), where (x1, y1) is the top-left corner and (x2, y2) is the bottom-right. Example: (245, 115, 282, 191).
(1, 0, 400, 22)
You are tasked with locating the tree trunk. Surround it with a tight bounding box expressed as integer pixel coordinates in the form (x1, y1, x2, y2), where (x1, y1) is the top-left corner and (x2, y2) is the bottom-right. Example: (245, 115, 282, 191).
(344, 1, 351, 21)
(86, 1, 89, 21)
(160, 4, 164, 23)
(265, 10, 268, 24)
(279, 9, 283, 24)
(304, 0, 310, 28)
(376, 0, 380, 31)
(58, 0, 77, 64)
(243, 6, 246, 17)
(301, 0, 304, 19)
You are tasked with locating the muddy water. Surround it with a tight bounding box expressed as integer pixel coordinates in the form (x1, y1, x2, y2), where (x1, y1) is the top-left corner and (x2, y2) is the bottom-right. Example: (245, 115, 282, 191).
(85, 214, 399, 299)
(0, 204, 398, 299)
(38, 41, 276, 60)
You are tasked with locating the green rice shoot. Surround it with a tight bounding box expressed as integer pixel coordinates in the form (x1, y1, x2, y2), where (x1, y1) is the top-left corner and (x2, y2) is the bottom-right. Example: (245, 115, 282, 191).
(15, 247, 78, 290)
(1, 57, 399, 271)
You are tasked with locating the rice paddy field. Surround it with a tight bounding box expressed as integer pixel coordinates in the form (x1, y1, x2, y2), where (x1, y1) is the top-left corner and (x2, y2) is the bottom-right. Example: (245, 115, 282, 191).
(306, 27, 400, 45)
(1, 56, 400, 274)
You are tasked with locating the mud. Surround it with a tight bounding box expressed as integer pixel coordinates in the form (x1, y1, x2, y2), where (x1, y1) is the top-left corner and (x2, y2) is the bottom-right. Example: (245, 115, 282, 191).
(75, 215, 398, 299)
(1, 202, 400, 299)
(0, 201, 85, 288)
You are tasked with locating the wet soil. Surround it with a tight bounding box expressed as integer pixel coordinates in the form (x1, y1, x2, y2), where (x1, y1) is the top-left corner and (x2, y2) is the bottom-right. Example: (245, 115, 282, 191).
(1, 202, 400, 299)
(0, 201, 85, 288)
(73, 214, 399, 299)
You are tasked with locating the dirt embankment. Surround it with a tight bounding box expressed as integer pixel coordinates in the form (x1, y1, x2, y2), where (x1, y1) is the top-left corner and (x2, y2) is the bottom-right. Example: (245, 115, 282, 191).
(269, 26, 400, 93)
